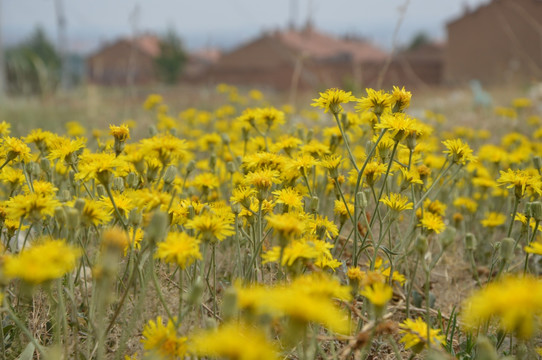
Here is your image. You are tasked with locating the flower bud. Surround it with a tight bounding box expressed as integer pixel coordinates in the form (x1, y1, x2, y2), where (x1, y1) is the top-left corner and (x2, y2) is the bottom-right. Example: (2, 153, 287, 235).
(415, 235, 428, 256)
(126, 172, 138, 188)
(96, 184, 106, 198)
(310, 196, 319, 213)
(74, 198, 86, 212)
(531, 201, 542, 222)
(129, 208, 142, 227)
(475, 336, 499, 360)
(226, 161, 236, 174)
(40, 158, 51, 173)
(148, 125, 158, 137)
(533, 155, 542, 170)
(66, 208, 81, 230)
(145, 211, 168, 244)
(221, 133, 231, 145)
(525, 202, 533, 219)
(209, 153, 217, 171)
(163, 166, 177, 185)
(500, 237, 515, 263)
(187, 276, 204, 305)
(440, 226, 456, 249)
(356, 191, 368, 210)
(186, 160, 196, 175)
(54, 207, 67, 227)
(113, 177, 125, 192)
(306, 129, 314, 143)
(465, 233, 477, 251)
(221, 287, 238, 320)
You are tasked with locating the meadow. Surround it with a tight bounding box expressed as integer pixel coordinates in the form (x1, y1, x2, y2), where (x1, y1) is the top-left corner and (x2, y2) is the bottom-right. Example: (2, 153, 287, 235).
(0, 82, 541, 360)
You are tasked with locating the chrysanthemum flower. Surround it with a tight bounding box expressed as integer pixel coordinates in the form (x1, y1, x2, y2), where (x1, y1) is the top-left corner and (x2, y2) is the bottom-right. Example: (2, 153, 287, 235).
(6, 192, 60, 221)
(399, 317, 445, 351)
(362, 161, 388, 187)
(461, 275, 542, 339)
(374, 112, 418, 142)
(380, 193, 413, 212)
(243, 169, 280, 191)
(497, 168, 540, 199)
(311, 88, 358, 115)
(189, 321, 278, 360)
(2, 136, 32, 163)
(109, 124, 130, 142)
(185, 213, 234, 242)
(141, 133, 190, 165)
(80, 199, 112, 227)
(156, 232, 201, 269)
(3, 238, 81, 284)
(141, 316, 186, 359)
(360, 282, 393, 308)
(255, 107, 285, 129)
(420, 212, 445, 234)
(356, 88, 392, 116)
(525, 240, 542, 255)
(390, 85, 412, 112)
(480, 212, 506, 228)
(442, 138, 476, 165)
(272, 187, 303, 211)
(142, 94, 163, 110)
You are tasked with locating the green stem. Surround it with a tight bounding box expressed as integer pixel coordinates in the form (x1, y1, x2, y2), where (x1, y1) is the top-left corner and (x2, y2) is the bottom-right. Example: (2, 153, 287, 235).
(506, 196, 520, 238)
(332, 112, 359, 172)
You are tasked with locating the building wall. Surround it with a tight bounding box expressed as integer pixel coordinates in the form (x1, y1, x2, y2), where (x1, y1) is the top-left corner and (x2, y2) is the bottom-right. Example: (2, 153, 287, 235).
(445, 0, 542, 85)
(87, 41, 157, 86)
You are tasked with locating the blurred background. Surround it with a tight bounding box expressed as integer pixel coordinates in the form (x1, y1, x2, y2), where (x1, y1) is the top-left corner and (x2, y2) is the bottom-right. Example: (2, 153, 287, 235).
(1, 0, 541, 132)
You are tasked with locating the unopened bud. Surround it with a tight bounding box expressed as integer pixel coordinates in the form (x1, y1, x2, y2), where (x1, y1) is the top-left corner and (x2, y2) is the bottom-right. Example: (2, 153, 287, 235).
(221, 133, 230, 145)
(221, 287, 238, 320)
(415, 235, 428, 256)
(231, 203, 241, 215)
(54, 207, 67, 227)
(74, 198, 86, 212)
(113, 177, 125, 192)
(163, 166, 177, 185)
(475, 336, 499, 360)
(525, 202, 533, 219)
(126, 172, 138, 188)
(148, 125, 158, 137)
(40, 158, 51, 173)
(96, 184, 106, 198)
(534, 156, 542, 170)
(209, 153, 217, 170)
(465, 233, 477, 251)
(187, 276, 204, 305)
(500, 237, 515, 262)
(186, 160, 196, 175)
(531, 201, 542, 222)
(226, 161, 236, 174)
(440, 226, 456, 249)
(59, 189, 71, 203)
(306, 129, 314, 143)
(145, 211, 168, 244)
(129, 208, 142, 227)
(356, 191, 368, 210)
(310, 196, 319, 213)
(66, 208, 80, 230)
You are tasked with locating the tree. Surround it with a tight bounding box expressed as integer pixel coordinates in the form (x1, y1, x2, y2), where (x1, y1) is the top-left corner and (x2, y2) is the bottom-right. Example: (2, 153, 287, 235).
(407, 32, 431, 51)
(5, 27, 61, 95)
(154, 29, 187, 84)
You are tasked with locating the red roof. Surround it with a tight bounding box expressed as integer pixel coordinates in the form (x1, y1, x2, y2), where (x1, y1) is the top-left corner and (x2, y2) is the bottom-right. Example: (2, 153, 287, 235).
(275, 28, 388, 62)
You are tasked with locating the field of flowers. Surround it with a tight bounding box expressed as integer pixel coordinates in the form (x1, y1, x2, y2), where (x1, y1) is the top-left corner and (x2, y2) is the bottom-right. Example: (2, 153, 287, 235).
(0, 84, 541, 359)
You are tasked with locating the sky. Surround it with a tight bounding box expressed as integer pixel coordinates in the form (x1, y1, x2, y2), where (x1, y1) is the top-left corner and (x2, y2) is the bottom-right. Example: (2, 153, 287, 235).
(3, 0, 489, 54)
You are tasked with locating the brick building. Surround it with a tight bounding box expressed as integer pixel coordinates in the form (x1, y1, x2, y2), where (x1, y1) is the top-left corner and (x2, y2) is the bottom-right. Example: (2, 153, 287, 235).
(197, 26, 389, 90)
(87, 35, 160, 86)
(445, 0, 542, 85)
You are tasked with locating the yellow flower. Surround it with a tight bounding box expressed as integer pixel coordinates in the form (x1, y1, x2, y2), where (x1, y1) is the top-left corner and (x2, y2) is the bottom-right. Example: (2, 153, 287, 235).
(453, 197, 478, 213)
(185, 213, 234, 242)
(362, 161, 388, 187)
(311, 88, 358, 114)
(6, 192, 60, 221)
(360, 282, 393, 307)
(143, 94, 163, 110)
(155, 232, 201, 269)
(356, 88, 392, 116)
(3, 238, 81, 284)
(66, 121, 86, 137)
(76, 152, 126, 185)
(380, 193, 413, 212)
(374, 112, 418, 141)
(272, 187, 303, 211)
(189, 321, 278, 360)
(461, 275, 542, 339)
(497, 168, 539, 199)
(524, 240, 542, 255)
(141, 316, 186, 359)
(141, 133, 190, 165)
(80, 199, 112, 227)
(0, 121, 11, 136)
(109, 124, 130, 142)
(266, 213, 304, 241)
(420, 212, 445, 234)
(47, 136, 86, 165)
(390, 85, 411, 112)
(399, 317, 446, 351)
(481, 212, 506, 228)
(2, 136, 32, 162)
(442, 138, 476, 165)
(243, 169, 280, 191)
(255, 107, 285, 129)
